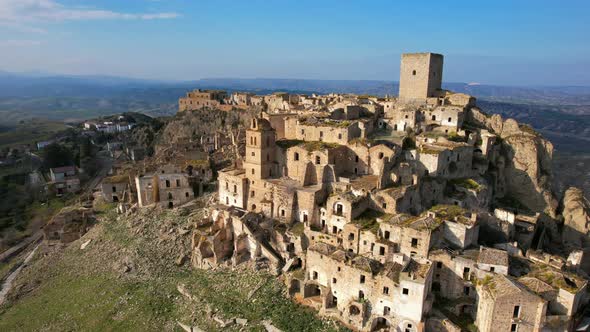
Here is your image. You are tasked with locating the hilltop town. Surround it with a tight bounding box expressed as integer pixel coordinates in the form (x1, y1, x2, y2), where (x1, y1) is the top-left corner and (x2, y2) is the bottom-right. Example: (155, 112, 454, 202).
(2, 53, 590, 332)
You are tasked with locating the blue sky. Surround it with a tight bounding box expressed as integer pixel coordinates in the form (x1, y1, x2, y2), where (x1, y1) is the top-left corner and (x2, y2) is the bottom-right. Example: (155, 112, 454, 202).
(1, 0, 589, 85)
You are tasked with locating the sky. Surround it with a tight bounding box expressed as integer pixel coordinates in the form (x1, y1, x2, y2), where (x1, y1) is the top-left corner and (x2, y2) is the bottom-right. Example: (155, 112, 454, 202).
(1, 0, 589, 85)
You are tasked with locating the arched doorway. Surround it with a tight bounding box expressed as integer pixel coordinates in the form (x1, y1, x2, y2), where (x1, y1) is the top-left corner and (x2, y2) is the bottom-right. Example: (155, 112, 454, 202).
(371, 317, 391, 331)
(289, 279, 300, 296)
(304, 283, 321, 298)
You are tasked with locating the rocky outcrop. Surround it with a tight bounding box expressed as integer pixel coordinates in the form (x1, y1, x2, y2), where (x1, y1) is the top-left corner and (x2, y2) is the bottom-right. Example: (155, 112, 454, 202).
(467, 108, 557, 216)
(501, 130, 557, 216)
(160, 108, 257, 144)
(562, 187, 590, 249)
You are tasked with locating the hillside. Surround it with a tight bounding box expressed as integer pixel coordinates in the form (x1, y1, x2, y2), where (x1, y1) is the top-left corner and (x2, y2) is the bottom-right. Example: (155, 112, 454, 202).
(0, 198, 344, 332)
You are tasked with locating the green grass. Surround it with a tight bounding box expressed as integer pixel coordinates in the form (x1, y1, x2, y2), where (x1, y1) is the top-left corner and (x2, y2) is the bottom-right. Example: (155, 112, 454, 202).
(0, 275, 180, 331)
(0, 205, 344, 332)
(429, 204, 467, 220)
(450, 178, 481, 192)
(0, 120, 68, 149)
(353, 210, 389, 234)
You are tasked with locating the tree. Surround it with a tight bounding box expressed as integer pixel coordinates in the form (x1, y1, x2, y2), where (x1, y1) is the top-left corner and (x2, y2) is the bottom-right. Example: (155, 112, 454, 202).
(79, 136, 93, 159)
(41, 143, 74, 169)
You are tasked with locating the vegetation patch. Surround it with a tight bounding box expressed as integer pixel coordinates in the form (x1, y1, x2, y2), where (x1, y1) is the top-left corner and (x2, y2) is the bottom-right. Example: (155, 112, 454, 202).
(450, 178, 481, 192)
(430, 204, 467, 220)
(276, 139, 304, 149)
(353, 210, 389, 234)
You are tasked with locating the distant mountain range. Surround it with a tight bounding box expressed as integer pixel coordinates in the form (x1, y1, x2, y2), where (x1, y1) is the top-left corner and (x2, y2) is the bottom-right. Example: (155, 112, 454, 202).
(0, 71, 589, 152)
(1, 71, 590, 104)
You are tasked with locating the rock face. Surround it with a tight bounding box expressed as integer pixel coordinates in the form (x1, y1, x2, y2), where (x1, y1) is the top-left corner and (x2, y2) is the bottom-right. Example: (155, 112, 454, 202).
(160, 108, 257, 144)
(501, 131, 557, 216)
(467, 108, 557, 216)
(562, 187, 590, 249)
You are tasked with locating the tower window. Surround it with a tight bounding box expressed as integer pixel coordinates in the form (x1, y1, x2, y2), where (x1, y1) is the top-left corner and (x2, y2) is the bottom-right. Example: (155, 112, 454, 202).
(315, 156, 321, 164)
(513, 305, 520, 318)
(412, 70, 416, 75)
(294, 152, 299, 161)
(360, 275, 365, 283)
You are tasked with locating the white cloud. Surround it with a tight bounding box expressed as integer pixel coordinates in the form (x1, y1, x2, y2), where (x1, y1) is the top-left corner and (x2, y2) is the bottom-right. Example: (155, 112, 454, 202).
(0, 0, 179, 33)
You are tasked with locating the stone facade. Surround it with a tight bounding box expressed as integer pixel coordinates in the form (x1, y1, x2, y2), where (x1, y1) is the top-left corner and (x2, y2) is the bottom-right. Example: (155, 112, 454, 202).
(178, 52, 590, 332)
(179, 89, 228, 111)
(399, 53, 444, 102)
(101, 175, 131, 203)
(134, 164, 195, 208)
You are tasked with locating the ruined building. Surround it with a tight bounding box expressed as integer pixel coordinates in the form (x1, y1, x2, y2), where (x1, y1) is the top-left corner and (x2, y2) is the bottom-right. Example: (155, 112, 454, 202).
(179, 53, 589, 331)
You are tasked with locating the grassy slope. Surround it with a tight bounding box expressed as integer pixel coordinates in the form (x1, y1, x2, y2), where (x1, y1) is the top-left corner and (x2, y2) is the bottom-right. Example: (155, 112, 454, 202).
(0, 203, 343, 332)
(0, 120, 69, 149)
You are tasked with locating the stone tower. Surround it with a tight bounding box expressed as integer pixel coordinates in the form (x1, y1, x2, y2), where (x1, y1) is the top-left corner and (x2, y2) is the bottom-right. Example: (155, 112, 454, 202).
(243, 118, 276, 180)
(398, 52, 444, 101)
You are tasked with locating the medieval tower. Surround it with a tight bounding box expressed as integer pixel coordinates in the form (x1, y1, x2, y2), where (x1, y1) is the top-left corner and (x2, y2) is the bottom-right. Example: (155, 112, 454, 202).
(398, 52, 444, 101)
(243, 118, 276, 181)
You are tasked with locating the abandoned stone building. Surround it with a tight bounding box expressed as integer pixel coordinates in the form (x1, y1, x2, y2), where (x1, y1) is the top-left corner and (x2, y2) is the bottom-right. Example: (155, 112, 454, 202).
(48, 165, 80, 196)
(134, 164, 195, 208)
(178, 89, 228, 111)
(43, 207, 92, 244)
(100, 175, 131, 203)
(174, 52, 590, 331)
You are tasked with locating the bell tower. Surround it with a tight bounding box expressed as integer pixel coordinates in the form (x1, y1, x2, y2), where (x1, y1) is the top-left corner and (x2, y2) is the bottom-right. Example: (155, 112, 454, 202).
(243, 118, 276, 180)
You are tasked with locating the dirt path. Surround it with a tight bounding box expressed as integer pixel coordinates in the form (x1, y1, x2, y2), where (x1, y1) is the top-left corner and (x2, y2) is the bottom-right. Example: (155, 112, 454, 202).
(0, 232, 42, 263)
(0, 244, 40, 306)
